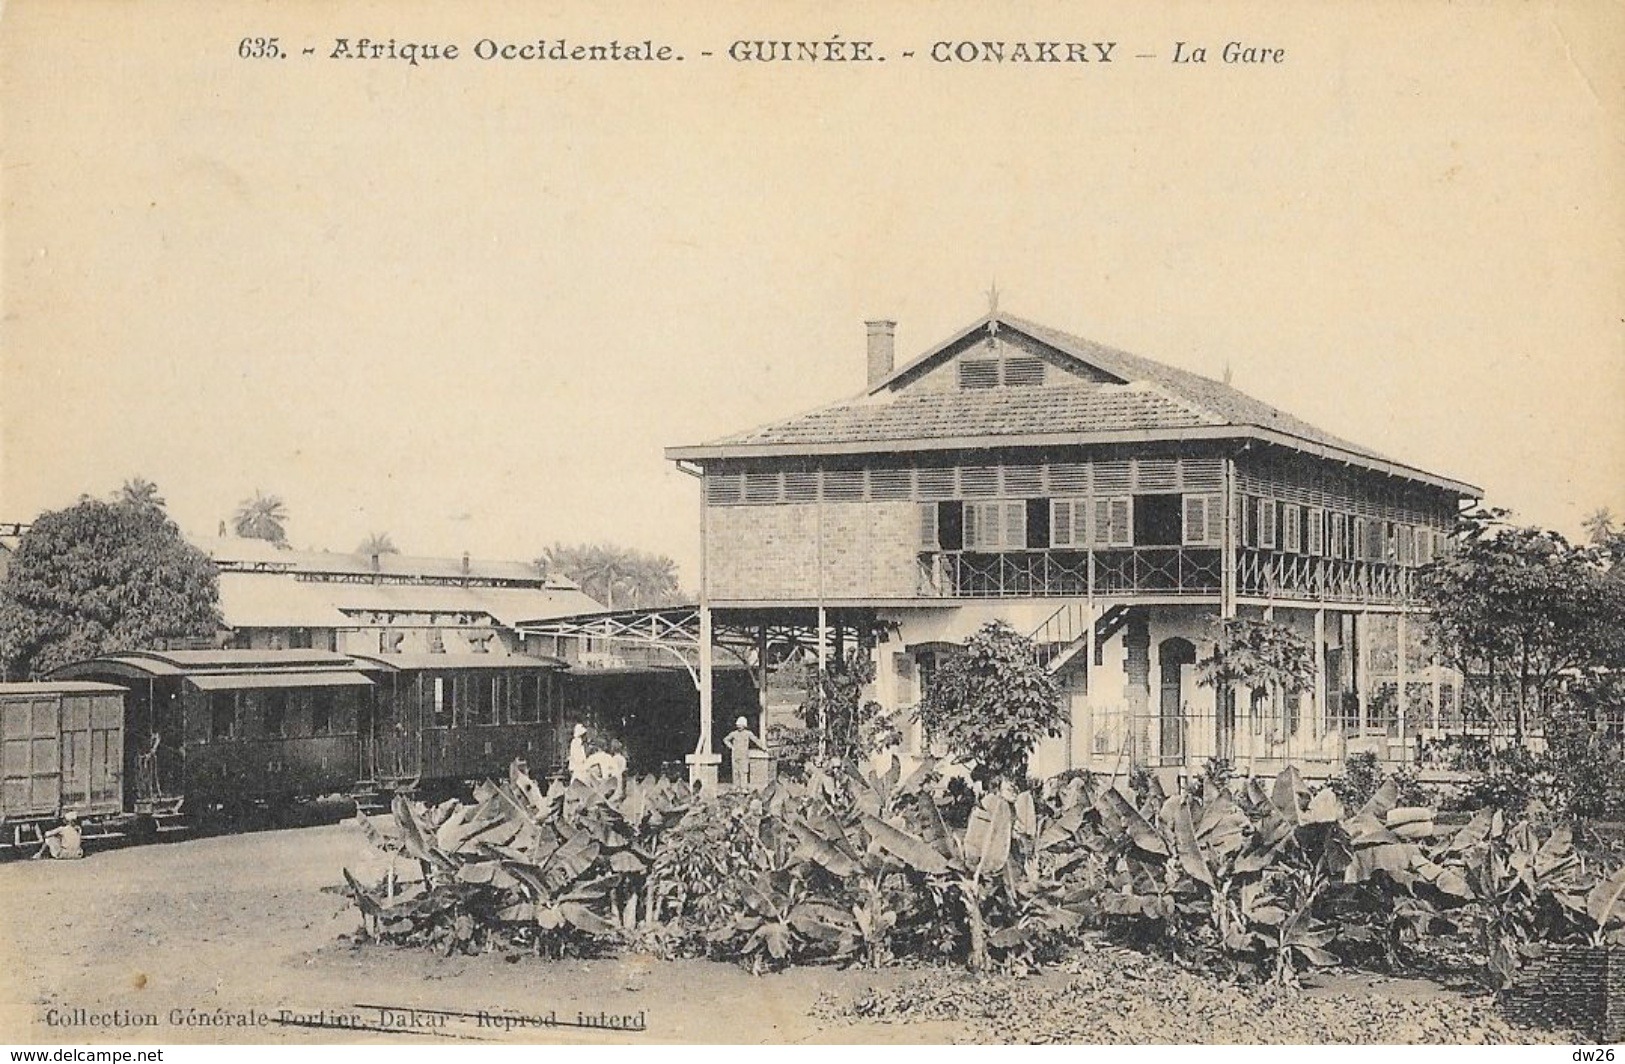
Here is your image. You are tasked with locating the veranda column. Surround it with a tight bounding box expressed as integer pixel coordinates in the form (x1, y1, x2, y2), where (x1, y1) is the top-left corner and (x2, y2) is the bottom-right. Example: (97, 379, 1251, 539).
(756, 625, 770, 742)
(1356, 611, 1371, 738)
(1396, 610, 1409, 767)
(1313, 607, 1326, 745)
(685, 605, 721, 788)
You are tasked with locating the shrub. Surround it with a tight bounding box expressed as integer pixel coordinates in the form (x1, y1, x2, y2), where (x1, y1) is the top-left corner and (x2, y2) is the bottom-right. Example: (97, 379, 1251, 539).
(341, 756, 1625, 993)
(915, 621, 1065, 789)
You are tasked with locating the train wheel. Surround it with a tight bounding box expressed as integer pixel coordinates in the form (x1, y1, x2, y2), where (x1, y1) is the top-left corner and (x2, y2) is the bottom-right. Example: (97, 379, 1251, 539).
(130, 814, 159, 844)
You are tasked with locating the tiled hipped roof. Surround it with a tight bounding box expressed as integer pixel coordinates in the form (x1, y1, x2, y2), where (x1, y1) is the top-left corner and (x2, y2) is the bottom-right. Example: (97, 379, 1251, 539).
(672, 312, 1479, 497)
(710, 383, 1216, 447)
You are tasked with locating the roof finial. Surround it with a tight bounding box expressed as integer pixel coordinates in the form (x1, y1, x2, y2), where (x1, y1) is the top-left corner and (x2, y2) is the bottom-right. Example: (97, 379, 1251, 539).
(1222, 360, 1234, 386)
(986, 280, 1001, 342)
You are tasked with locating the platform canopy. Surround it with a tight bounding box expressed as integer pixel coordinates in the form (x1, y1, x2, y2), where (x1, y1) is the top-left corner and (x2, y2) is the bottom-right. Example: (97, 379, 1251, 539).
(513, 603, 877, 674)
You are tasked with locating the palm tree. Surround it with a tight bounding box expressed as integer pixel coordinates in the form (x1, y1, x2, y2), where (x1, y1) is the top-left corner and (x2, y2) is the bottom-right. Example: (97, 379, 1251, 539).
(357, 531, 399, 556)
(538, 543, 683, 610)
(115, 477, 165, 511)
(233, 491, 289, 547)
(1583, 507, 1617, 546)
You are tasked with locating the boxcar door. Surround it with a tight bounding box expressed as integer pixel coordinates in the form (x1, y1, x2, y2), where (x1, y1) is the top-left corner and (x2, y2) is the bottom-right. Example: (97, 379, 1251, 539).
(2, 694, 62, 819)
(89, 693, 124, 813)
(59, 692, 93, 810)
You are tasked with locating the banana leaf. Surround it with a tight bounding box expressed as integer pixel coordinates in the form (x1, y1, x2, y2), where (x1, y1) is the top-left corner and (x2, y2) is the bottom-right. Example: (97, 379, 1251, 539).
(861, 812, 953, 875)
(964, 794, 1013, 878)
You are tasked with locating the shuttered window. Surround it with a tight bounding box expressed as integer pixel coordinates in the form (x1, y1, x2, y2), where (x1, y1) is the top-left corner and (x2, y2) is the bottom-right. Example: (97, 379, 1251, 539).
(1093, 497, 1133, 547)
(964, 500, 1025, 550)
(1051, 499, 1090, 547)
(1307, 506, 1325, 556)
(1181, 493, 1222, 546)
(1282, 504, 1302, 553)
(1257, 498, 1278, 550)
(918, 503, 939, 550)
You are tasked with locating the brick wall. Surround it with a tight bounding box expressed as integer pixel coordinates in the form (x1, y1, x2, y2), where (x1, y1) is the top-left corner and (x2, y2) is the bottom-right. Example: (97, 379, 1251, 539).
(1500, 943, 1625, 1041)
(705, 500, 919, 601)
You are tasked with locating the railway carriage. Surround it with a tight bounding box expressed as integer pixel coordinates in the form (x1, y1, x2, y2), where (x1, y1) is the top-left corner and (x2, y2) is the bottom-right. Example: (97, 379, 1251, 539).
(0, 682, 127, 849)
(13, 646, 755, 847)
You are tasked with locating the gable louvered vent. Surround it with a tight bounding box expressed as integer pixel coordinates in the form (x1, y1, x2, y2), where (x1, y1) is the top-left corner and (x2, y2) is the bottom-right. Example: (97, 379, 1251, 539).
(957, 359, 999, 389)
(1002, 356, 1046, 386)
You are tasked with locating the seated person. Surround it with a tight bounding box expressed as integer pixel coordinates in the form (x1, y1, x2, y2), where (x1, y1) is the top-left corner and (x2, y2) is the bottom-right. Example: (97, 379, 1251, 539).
(35, 812, 84, 860)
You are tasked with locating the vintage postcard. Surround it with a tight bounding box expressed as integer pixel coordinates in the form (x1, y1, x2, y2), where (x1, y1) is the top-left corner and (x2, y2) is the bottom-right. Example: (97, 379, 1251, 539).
(1, 0, 1621, 1051)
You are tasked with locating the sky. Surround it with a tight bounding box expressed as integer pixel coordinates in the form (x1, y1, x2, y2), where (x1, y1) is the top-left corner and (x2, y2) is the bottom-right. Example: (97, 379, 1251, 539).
(3, 0, 1621, 588)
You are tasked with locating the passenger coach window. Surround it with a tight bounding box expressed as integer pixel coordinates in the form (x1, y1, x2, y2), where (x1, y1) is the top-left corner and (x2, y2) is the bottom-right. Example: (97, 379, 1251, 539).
(209, 692, 237, 741)
(310, 691, 334, 736)
(515, 676, 541, 722)
(468, 675, 494, 725)
(263, 691, 288, 738)
(432, 676, 451, 728)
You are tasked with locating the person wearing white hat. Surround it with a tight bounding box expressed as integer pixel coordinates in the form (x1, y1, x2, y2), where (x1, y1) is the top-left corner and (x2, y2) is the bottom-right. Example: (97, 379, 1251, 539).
(723, 716, 766, 787)
(34, 811, 84, 860)
(568, 723, 589, 781)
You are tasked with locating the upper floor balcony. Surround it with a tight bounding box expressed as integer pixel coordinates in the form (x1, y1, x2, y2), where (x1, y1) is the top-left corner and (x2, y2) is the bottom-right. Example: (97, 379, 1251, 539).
(915, 546, 1417, 604)
(917, 547, 1222, 599)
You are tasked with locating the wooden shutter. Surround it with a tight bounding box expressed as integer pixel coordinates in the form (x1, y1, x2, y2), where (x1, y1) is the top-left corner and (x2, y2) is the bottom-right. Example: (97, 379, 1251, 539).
(918, 503, 939, 550)
(1003, 501, 1025, 548)
(1258, 499, 1278, 550)
(1108, 497, 1132, 547)
(1283, 504, 1301, 553)
(1051, 500, 1077, 547)
(1307, 506, 1325, 556)
(1182, 493, 1222, 546)
(963, 502, 981, 550)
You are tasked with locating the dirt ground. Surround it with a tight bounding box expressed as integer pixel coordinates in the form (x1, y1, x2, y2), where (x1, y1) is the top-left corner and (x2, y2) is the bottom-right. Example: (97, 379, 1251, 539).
(0, 817, 1522, 1046)
(0, 819, 962, 1045)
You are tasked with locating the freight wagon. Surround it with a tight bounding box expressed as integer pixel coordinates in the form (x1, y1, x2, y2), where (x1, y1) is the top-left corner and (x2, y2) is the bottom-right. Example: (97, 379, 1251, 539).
(0, 682, 130, 850)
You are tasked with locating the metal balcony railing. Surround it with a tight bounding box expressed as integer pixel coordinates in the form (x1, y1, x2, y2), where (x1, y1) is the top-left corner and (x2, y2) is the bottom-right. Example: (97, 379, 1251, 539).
(1235, 549, 1413, 604)
(916, 547, 1223, 599)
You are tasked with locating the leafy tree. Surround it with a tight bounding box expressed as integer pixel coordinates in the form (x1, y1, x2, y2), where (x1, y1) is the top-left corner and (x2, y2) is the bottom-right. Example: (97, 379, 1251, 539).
(233, 490, 289, 547)
(0, 497, 222, 680)
(357, 531, 400, 556)
(538, 542, 683, 609)
(1197, 616, 1316, 702)
(1416, 508, 1625, 742)
(915, 620, 1064, 788)
(1583, 507, 1617, 547)
(115, 477, 165, 511)
(796, 647, 901, 765)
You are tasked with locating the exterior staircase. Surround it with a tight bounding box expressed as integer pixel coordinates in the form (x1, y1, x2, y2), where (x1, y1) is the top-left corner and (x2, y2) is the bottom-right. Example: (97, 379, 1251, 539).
(1029, 601, 1132, 673)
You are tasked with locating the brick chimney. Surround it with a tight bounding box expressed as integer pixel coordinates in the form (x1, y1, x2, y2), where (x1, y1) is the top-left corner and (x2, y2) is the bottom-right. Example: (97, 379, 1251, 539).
(865, 319, 896, 387)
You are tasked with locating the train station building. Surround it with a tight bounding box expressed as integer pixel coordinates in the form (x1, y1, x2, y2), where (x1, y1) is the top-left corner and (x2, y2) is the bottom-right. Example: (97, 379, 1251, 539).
(647, 307, 1477, 785)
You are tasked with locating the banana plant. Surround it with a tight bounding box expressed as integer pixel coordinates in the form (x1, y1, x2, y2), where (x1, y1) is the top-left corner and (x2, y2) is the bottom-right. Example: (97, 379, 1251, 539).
(705, 868, 856, 973)
(862, 788, 1063, 971)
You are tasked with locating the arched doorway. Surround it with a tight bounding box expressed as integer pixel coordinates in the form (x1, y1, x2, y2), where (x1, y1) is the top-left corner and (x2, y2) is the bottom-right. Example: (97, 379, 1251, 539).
(1158, 637, 1197, 763)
